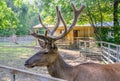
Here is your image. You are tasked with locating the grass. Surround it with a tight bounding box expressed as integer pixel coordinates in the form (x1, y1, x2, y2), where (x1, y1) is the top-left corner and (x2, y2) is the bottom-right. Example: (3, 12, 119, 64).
(0, 44, 50, 81)
(0, 41, 38, 67)
(0, 46, 37, 68)
(0, 40, 37, 46)
(0, 45, 50, 81)
(0, 42, 102, 80)
(0, 43, 48, 73)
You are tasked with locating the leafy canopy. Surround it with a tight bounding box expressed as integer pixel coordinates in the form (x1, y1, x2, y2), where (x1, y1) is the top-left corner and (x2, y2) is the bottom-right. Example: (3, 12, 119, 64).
(0, 0, 18, 29)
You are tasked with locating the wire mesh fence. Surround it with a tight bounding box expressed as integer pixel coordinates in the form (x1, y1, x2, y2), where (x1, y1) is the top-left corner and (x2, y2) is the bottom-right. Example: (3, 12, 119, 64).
(0, 35, 35, 46)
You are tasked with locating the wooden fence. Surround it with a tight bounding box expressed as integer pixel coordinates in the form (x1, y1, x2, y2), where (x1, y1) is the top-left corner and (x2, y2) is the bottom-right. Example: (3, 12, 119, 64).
(101, 41, 120, 63)
(0, 64, 67, 81)
(78, 40, 120, 63)
(78, 40, 102, 60)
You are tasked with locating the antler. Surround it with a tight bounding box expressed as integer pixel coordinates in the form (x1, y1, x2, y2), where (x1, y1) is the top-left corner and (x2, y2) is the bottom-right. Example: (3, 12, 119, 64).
(31, 3, 85, 42)
(53, 3, 86, 40)
(66, 3, 85, 35)
(39, 15, 51, 34)
(50, 6, 60, 36)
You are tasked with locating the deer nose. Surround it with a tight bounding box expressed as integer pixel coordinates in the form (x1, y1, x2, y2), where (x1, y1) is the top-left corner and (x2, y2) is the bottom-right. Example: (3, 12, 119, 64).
(24, 61, 35, 68)
(24, 62, 29, 66)
(24, 62, 31, 68)
(24, 60, 31, 66)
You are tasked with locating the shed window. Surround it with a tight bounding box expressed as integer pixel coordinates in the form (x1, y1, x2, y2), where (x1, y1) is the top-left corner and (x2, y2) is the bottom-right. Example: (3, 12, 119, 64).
(39, 28, 44, 34)
(108, 31, 114, 38)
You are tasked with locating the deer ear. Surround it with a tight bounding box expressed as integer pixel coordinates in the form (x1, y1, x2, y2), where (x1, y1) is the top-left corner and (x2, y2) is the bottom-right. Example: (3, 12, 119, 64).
(38, 39, 46, 48)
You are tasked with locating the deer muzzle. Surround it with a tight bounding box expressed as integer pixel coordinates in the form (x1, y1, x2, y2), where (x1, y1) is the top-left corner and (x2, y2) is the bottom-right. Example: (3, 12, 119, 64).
(24, 61, 36, 68)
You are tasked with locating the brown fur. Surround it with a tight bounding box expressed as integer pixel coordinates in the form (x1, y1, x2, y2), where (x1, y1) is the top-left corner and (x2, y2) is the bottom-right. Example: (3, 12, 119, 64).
(25, 50, 120, 81)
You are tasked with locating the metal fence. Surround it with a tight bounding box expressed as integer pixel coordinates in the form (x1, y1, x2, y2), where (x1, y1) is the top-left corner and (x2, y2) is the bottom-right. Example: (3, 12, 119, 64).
(0, 36, 35, 44)
(78, 40, 102, 60)
(101, 41, 120, 63)
(0, 64, 67, 81)
(78, 40, 120, 63)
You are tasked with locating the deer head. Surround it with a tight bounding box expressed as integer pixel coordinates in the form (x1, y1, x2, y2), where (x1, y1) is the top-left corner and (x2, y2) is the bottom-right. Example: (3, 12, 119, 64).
(25, 3, 85, 68)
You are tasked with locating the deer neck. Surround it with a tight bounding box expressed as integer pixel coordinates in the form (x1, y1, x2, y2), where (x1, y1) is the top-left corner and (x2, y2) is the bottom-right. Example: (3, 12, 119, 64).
(47, 54, 73, 78)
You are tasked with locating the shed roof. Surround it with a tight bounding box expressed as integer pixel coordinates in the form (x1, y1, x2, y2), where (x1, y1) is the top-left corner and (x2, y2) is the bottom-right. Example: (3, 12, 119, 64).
(33, 24, 54, 29)
(84, 22, 120, 27)
(33, 24, 91, 29)
(34, 22, 120, 29)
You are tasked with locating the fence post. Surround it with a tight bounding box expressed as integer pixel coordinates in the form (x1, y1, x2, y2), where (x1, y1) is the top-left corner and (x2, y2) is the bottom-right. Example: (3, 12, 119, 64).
(107, 43, 111, 63)
(85, 41, 87, 53)
(76, 37, 79, 48)
(116, 46, 120, 62)
(10, 73, 15, 81)
(100, 41, 103, 60)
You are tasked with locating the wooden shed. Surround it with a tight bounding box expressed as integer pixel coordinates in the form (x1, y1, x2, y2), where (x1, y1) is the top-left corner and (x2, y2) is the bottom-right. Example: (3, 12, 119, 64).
(33, 24, 94, 45)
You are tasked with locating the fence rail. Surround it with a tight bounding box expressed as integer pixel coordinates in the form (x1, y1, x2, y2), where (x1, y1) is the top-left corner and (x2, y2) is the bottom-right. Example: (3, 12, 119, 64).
(0, 65, 67, 81)
(0, 36, 34, 42)
(78, 40, 120, 63)
(101, 41, 120, 63)
(0, 36, 35, 45)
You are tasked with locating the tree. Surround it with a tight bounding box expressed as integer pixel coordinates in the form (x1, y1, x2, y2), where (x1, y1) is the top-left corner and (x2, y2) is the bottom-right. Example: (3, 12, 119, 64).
(1, 0, 120, 43)
(4, 0, 30, 35)
(113, 0, 120, 44)
(0, 0, 18, 29)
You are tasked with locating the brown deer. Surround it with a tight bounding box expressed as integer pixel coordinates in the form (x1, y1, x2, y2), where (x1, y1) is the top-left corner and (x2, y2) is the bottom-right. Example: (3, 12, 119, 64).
(25, 3, 120, 81)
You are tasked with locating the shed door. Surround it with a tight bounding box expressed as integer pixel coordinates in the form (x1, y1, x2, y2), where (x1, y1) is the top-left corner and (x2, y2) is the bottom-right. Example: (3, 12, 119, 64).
(74, 30, 78, 42)
(74, 30, 78, 37)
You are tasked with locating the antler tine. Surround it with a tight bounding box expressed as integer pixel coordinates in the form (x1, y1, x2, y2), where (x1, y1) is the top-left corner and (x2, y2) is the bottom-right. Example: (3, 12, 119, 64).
(53, 8, 67, 40)
(29, 29, 52, 41)
(71, 3, 76, 12)
(50, 6, 60, 36)
(71, 3, 85, 18)
(66, 3, 85, 35)
(49, 3, 85, 41)
(39, 15, 51, 34)
(30, 3, 85, 42)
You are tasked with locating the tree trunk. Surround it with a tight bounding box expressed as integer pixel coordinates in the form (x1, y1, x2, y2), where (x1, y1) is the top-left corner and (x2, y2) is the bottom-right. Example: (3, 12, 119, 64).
(113, 0, 120, 44)
(113, 0, 119, 27)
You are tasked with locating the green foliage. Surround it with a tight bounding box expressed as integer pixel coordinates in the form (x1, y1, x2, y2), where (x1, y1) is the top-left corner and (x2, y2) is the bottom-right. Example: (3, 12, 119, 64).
(38, 0, 84, 24)
(14, 0, 23, 7)
(1, 0, 30, 36)
(0, 28, 15, 36)
(85, 0, 113, 23)
(83, 0, 120, 44)
(0, 0, 18, 29)
(16, 3, 29, 35)
(0, 0, 120, 44)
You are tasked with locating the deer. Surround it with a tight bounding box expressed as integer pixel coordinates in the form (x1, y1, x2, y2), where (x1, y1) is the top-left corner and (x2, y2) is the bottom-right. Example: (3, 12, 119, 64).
(25, 3, 120, 81)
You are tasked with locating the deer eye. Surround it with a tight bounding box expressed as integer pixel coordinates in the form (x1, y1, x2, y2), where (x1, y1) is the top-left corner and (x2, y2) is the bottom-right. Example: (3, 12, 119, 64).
(44, 52, 48, 54)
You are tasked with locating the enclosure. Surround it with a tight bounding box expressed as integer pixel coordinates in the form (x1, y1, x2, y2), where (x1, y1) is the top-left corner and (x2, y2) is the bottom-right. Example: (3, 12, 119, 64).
(1, 32, 120, 81)
(0, 0, 120, 81)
